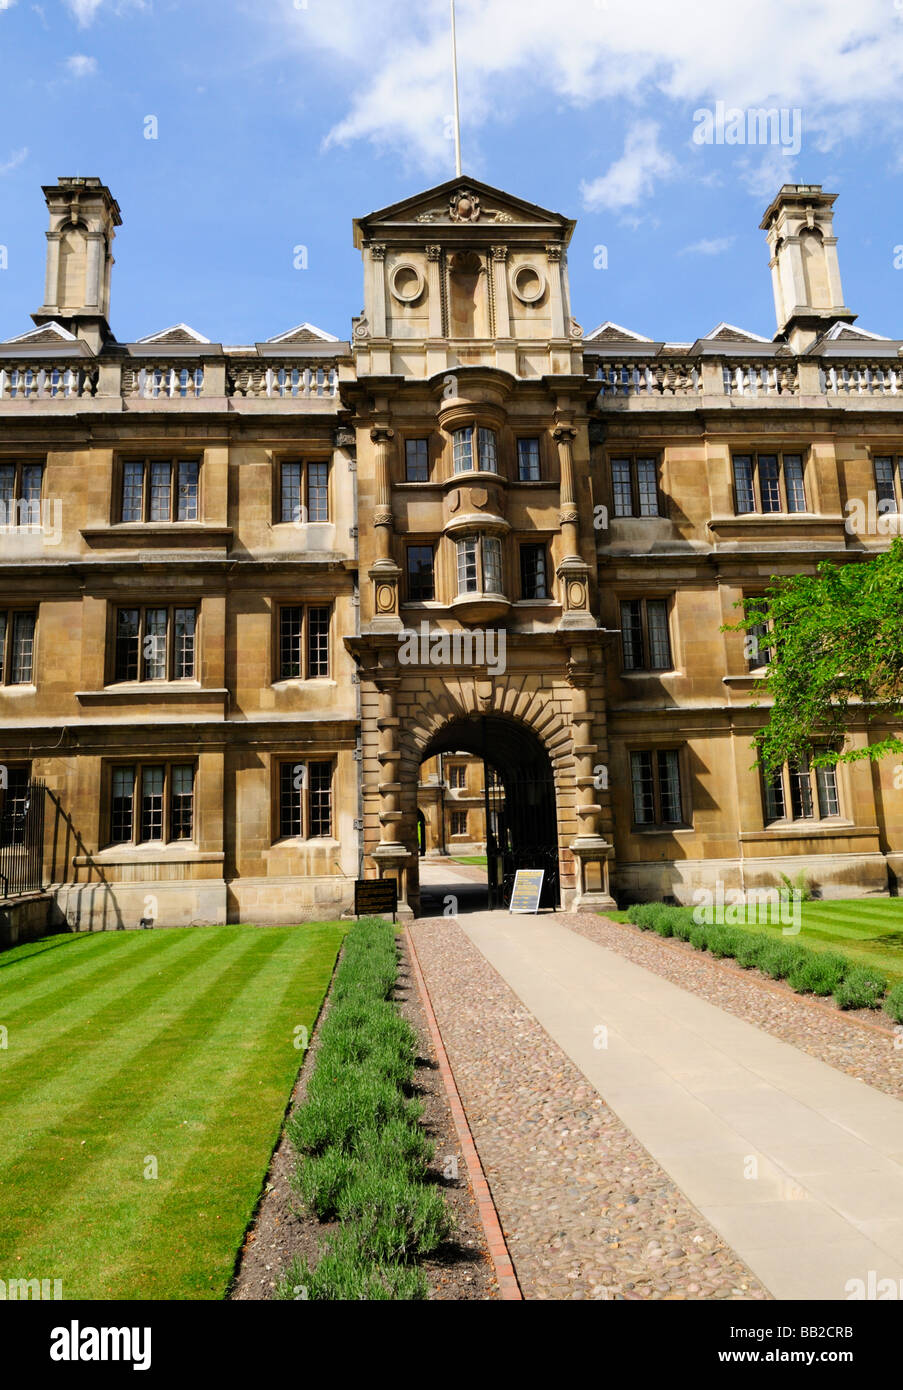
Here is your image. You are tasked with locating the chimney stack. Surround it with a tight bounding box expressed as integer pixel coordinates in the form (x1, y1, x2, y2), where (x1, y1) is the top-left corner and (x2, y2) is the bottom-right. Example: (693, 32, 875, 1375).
(32, 177, 122, 351)
(759, 185, 854, 352)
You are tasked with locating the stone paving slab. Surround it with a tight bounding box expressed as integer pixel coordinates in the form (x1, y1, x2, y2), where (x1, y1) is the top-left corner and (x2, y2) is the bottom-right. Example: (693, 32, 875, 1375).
(455, 910, 903, 1301)
(411, 916, 768, 1301)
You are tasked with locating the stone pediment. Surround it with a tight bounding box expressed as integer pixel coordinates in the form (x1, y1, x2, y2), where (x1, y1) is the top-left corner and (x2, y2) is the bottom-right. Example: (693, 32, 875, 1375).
(136, 323, 211, 346)
(2, 321, 78, 345)
(354, 176, 574, 245)
(265, 323, 340, 345)
(703, 322, 771, 344)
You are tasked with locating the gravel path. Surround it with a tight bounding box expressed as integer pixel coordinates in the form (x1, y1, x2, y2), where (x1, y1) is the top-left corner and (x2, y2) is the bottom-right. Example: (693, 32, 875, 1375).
(565, 913, 902, 1101)
(411, 916, 768, 1301)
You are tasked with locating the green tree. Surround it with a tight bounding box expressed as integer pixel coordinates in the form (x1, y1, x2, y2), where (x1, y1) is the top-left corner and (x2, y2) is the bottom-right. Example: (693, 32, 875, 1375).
(726, 539, 903, 771)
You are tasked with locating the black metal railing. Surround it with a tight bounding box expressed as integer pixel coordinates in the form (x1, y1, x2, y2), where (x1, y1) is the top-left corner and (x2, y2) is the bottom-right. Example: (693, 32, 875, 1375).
(0, 778, 47, 897)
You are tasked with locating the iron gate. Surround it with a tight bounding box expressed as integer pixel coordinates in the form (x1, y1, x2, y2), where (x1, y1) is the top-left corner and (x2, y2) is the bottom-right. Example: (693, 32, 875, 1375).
(0, 777, 46, 897)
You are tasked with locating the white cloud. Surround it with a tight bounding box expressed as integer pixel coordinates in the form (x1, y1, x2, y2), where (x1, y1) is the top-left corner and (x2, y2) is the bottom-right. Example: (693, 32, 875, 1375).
(581, 121, 675, 211)
(0, 1, 16, 11)
(65, 53, 98, 77)
(64, 0, 144, 26)
(65, 0, 102, 22)
(0, 147, 27, 174)
(273, 0, 903, 207)
(679, 236, 735, 256)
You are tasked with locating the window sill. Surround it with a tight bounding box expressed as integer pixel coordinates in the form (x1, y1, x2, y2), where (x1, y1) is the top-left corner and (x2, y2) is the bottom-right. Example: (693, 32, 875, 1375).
(75, 847, 223, 866)
(630, 824, 693, 835)
(268, 837, 341, 850)
(740, 823, 875, 843)
(76, 686, 228, 705)
(0, 683, 37, 695)
(270, 678, 336, 690)
(620, 668, 678, 678)
(81, 525, 233, 549)
(708, 514, 845, 529)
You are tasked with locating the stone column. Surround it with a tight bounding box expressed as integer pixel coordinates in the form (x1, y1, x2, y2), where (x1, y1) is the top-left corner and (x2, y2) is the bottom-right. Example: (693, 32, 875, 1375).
(43, 232, 62, 308)
(426, 245, 444, 338)
(491, 246, 509, 338)
(369, 424, 402, 632)
(553, 423, 580, 560)
(567, 649, 616, 910)
(369, 244, 387, 338)
(547, 244, 566, 338)
(371, 665, 413, 915)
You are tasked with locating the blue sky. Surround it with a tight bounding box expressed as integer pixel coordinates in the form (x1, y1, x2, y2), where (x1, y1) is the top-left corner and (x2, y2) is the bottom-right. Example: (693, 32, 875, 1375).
(1, 0, 902, 346)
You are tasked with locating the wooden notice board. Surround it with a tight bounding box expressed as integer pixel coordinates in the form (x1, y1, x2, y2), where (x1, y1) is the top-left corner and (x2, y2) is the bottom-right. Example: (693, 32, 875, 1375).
(354, 878, 398, 922)
(508, 869, 545, 915)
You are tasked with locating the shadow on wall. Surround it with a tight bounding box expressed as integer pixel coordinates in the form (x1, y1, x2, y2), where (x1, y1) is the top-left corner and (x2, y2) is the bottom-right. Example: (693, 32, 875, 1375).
(45, 788, 125, 933)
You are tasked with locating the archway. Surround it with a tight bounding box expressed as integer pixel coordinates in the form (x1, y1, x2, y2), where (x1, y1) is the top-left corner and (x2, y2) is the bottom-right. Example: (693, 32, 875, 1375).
(414, 713, 560, 914)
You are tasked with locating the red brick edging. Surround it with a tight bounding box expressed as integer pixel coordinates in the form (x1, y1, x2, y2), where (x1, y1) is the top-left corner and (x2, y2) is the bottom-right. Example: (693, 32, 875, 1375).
(404, 926, 523, 1301)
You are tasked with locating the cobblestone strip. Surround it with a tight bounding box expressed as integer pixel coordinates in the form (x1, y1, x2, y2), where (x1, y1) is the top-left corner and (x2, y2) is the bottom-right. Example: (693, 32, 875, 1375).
(405, 927, 522, 1300)
(565, 913, 902, 1102)
(411, 917, 768, 1301)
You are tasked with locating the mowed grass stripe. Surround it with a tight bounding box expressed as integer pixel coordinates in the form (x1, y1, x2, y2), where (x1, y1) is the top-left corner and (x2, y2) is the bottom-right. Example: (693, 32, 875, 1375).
(83, 926, 344, 1299)
(0, 929, 215, 1081)
(0, 929, 267, 1205)
(4, 925, 344, 1300)
(0, 929, 190, 1024)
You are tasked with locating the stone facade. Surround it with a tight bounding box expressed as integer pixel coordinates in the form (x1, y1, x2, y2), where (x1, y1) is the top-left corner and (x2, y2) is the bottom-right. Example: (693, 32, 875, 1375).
(0, 175, 900, 926)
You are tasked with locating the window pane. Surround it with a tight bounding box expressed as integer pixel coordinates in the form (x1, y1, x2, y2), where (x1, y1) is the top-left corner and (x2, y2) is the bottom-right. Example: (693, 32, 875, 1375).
(174, 608, 196, 680)
(815, 759, 839, 818)
(451, 811, 467, 837)
(308, 760, 332, 837)
(611, 459, 633, 517)
(22, 465, 43, 506)
(453, 428, 473, 474)
(874, 457, 898, 511)
(140, 766, 165, 841)
(764, 769, 786, 823)
(477, 428, 498, 471)
(0, 466, 15, 510)
(307, 606, 330, 678)
(170, 764, 195, 840)
(144, 608, 167, 681)
(657, 750, 682, 823)
(111, 765, 135, 843)
(620, 599, 645, 670)
(517, 438, 541, 482)
(456, 537, 478, 593)
(630, 751, 655, 824)
(789, 758, 814, 819)
(10, 611, 35, 684)
(405, 439, 429, 483)
(149, 461, 172, 522)
(115, 608, 140, 682)
(520, 544, 548, 600)
(482, 536, 503, 593)
(177, 461, 199, 522)
(733, 456, 755, 514)
(646, 600, 672, 670)
(636, 459, 660, 517)
(279, 761, 303, 838)
(280, 607, 303, 679)
(783, 455, 806, 513)
(307, 462, 329, 522)
(407, 546, 435, 602)
(1, 767, 30, 847)
(758, 455, 781, 513)
(281, 461, 302, 524)
(122, 461, 144, 522)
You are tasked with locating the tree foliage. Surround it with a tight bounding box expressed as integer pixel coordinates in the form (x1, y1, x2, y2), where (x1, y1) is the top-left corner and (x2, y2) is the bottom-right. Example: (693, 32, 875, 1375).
(726, 539, 903, 771)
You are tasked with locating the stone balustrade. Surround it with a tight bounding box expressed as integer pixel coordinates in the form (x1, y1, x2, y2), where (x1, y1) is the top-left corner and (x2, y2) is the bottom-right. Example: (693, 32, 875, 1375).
(820, 362, 902, 395)
(0, 363, 99, 400)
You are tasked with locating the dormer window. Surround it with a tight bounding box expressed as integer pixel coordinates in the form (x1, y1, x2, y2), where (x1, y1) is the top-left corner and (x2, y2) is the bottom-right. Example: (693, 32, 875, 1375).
(456, 534, 503, 595)
(453, 426, 498, 475)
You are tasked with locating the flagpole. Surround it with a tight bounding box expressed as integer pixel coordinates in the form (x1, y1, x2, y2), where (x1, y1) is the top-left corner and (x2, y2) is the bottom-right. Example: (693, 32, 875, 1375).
(450, 0, 463, 177)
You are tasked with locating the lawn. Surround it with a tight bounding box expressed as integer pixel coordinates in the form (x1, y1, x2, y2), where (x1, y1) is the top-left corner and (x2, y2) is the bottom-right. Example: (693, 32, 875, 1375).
(0, 921, 347, 1299)
(605, 899, 903, 984)
(452, 856, 487, 867)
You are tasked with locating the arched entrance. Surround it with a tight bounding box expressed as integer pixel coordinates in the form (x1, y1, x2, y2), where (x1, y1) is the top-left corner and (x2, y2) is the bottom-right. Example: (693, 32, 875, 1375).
(415, 713, 560, 913)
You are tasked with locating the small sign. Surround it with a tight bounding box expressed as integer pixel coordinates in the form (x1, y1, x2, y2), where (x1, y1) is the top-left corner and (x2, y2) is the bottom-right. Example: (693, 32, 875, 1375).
(509, 869, 545, 915)
(354, 878, 398, 922)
